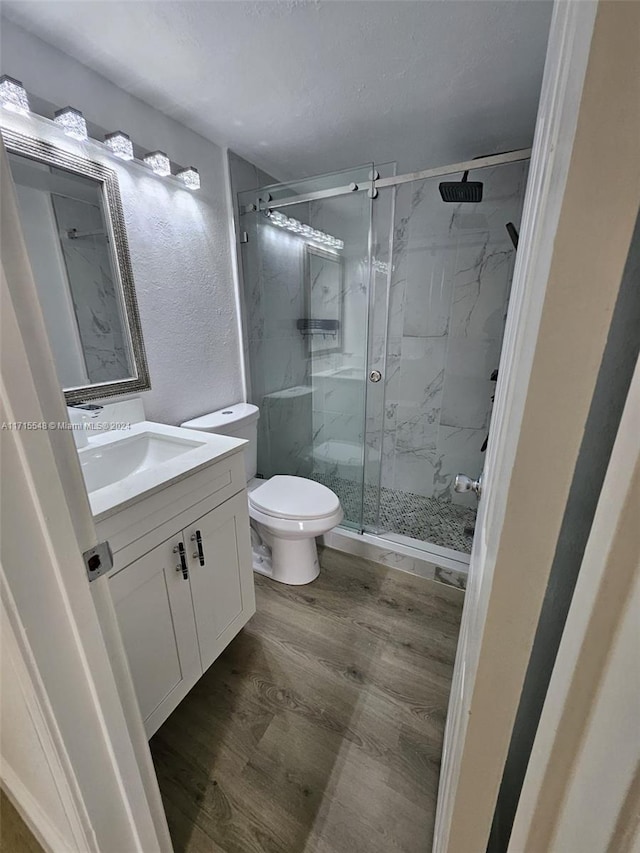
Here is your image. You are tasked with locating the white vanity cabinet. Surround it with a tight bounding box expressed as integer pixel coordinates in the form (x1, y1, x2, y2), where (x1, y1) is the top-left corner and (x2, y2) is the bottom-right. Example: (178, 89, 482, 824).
(109, 534, 202, 736)
(185, 493, 249, 671)
(97, 449, 255, 738)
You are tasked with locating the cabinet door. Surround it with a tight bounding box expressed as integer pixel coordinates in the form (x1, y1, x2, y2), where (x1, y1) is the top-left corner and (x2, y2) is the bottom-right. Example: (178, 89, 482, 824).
(186, 491, 256, 672)
(109, 536, 201, 736)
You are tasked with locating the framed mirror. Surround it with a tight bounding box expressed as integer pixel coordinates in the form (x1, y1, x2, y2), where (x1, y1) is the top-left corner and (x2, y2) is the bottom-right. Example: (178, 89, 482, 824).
(302, 244, 343, 356)
(2, 128, 150, 403)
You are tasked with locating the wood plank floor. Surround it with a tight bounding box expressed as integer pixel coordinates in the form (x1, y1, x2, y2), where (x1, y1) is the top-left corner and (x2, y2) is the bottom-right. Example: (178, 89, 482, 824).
(0, 790, 43, 853)
(150, 546, 464, 853)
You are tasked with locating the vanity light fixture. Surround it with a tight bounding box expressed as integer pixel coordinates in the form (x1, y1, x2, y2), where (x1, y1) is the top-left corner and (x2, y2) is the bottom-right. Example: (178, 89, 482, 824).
(143, 150, 171, 177)
(0, 75, 30, 114)
(6, 98, 202, 189)
(105, 131, 134, 161)
(54, 106, 88, 141)
(372, 258, 390, 275)
(269, 210, 288, 227)
(266, 210, 343, 251)
(176, 166, 200, 190)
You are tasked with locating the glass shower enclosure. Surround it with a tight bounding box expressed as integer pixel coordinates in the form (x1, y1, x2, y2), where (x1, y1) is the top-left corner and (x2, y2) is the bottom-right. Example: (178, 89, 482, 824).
(237, 153, 529, 561)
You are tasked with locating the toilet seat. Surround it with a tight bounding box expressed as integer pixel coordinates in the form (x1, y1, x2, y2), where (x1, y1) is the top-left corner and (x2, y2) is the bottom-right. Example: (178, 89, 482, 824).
(249, 475, 340, 521)
(181, 402, 342, 585)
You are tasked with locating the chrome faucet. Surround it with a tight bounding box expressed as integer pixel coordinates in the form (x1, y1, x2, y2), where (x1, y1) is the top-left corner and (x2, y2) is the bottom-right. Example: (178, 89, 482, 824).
(67, 404, 103, 448)
(70, 403, 103, 418)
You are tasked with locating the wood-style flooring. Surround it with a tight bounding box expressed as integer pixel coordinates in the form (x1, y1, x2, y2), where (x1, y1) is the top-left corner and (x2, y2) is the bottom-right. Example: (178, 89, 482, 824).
(150, 546, 464, 853)
(0, 790, 43, 853)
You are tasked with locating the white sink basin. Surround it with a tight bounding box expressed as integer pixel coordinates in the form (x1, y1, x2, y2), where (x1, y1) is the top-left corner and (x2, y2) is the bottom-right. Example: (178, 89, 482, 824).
(78, 421, 247, 519)
(80, 432, 205, 493)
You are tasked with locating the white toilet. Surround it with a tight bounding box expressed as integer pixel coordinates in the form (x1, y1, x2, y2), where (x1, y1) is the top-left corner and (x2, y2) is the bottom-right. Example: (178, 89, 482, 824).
(181, 404, 343, 585)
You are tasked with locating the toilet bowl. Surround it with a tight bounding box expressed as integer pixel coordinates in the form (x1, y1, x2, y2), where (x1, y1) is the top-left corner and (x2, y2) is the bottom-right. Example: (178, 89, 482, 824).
(248, 475, 343, 584)
(180, 404, 343, 585)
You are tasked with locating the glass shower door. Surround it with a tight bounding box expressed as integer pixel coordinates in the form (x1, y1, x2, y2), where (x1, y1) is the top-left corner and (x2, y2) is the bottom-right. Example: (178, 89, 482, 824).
(237, 166, 375, 530)
(366, 159, 529, 555)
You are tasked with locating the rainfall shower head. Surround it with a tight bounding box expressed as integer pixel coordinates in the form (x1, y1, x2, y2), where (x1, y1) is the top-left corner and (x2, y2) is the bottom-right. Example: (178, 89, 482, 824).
(439, 170, 483, 203)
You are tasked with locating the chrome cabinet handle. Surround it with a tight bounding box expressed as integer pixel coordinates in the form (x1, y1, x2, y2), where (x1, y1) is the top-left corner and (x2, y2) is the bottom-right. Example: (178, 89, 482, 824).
(190, 530, 205, 566)
(173, 542, 188, 579)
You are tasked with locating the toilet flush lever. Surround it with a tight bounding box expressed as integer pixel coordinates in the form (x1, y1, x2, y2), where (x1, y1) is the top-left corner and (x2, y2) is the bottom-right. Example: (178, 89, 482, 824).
(173, 542, 189, 579)
(191, 530, 205, 566)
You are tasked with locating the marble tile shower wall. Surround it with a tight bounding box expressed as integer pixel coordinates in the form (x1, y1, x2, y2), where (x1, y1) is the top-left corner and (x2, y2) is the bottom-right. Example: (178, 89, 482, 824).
(243, 211, 313, 478)
(241, 160, 527, 515)
(242, 191, 371, 484)
(307, 195, 371, 472)
(228, 151, 277, 404)
(374, 161, 528, 508)
(52, 194, 131, 383)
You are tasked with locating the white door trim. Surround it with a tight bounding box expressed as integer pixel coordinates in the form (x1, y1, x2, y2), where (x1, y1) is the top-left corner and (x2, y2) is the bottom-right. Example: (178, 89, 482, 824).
(434, 2, 598, 847)
(434, 0, 640, 849)
(508, 354, 640, 852)
(1, 140, 172, 851)
(0, 571, 95, 853)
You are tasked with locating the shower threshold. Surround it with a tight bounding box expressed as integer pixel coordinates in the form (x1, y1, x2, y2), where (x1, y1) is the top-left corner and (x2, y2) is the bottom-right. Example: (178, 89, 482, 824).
(311, 473, 473, 590)
(321, 526, 469, 590)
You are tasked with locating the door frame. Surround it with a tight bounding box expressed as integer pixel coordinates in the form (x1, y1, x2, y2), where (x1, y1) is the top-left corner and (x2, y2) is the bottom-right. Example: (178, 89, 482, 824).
(434, 1, 640, 850)
(1, 141, 172, 851)
(2, 2, 637, 850)
(508, 352, 640, 852)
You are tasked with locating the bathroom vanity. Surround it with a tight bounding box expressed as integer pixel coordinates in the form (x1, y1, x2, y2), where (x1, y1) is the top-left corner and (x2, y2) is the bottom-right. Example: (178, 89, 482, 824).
(1, 122, 257, 739)
(82, 413, 255, 737)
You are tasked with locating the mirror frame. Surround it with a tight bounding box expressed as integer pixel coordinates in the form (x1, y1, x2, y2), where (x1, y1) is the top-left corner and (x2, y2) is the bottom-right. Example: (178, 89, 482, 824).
(2, 127, 150, 403)
(304, 244, 344, 357)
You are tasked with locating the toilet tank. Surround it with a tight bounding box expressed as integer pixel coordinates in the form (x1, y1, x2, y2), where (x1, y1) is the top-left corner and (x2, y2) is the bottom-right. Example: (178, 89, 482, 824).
(180, 403, 259, 481)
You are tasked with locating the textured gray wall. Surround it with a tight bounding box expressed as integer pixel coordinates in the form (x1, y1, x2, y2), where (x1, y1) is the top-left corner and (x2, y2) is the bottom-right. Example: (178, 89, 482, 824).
(1, 19, 244, 425)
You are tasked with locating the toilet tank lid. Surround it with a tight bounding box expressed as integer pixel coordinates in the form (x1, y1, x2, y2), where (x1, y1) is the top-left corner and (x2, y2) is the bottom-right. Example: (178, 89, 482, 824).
(181, 403, 259, 432)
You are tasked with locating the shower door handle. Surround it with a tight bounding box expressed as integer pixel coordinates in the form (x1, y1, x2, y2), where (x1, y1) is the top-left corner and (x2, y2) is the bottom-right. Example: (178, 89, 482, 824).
(369, 370, 382, 383)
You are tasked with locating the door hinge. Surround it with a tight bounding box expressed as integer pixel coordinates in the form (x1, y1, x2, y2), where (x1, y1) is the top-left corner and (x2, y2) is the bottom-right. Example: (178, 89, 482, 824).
(83, 541, 113, 582)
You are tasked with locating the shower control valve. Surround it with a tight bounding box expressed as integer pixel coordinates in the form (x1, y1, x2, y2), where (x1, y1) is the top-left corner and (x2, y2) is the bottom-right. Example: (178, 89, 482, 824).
(454, 473, 483, 498)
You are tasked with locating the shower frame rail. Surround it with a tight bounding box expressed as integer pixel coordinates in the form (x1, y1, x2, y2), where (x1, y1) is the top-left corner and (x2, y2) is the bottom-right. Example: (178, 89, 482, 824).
(258, 148, 532, 210)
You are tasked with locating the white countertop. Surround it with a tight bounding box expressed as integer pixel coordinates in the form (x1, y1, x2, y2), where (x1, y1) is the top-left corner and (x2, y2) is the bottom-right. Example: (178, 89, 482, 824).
(81, 421, 246, 521)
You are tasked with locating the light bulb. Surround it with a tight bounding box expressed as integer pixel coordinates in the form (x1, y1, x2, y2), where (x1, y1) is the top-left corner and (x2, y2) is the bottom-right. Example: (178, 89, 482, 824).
(0, 75, 29, 114)
(54, 107, 88, 141)
(104, 131, 134, 161)
(143, 150, 171, 177)
(177, 166, 200, 190)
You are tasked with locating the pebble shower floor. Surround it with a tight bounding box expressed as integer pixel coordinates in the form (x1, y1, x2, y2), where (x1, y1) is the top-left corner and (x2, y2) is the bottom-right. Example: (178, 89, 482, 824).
(310, 473, 476, 554)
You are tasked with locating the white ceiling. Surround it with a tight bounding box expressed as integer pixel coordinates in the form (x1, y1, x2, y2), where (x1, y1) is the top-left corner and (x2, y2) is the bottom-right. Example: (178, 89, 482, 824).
(2, 0, 553, 181)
